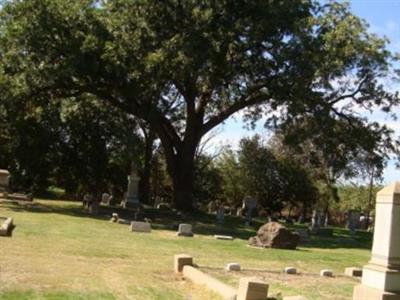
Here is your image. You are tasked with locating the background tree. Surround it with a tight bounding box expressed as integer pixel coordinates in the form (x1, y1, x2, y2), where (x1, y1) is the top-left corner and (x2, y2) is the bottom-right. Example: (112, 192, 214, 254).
(217, 147, 244, 207)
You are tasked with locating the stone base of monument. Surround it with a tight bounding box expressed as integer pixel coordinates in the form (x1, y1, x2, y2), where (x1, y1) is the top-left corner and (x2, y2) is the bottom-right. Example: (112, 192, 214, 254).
(353, 285, 400, 300)
(352, 182, 400, 300)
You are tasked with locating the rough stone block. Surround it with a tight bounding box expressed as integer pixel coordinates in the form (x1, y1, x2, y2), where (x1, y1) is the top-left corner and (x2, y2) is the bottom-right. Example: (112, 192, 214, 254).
(345, 267, 362, 278)
(215, 235, 234, 240)
(182, 265, 237, 299)
(284, 267, 297, 275)
(226, 263, 241, 272)
(237, 277, 269, 300)
(176, 223, 193, 237)
(130, 221, 151, 233)
(174, 254, 193, 274)
(320, 269, 333, 277)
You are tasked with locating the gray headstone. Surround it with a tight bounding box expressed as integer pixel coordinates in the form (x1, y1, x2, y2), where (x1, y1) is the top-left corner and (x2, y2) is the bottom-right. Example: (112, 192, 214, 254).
(130, 221, 151, 233)
(176, 224, 193, 237)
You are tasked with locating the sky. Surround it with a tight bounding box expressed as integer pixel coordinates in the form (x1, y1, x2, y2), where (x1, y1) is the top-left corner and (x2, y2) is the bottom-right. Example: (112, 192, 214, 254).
(210, 0, 400, 184)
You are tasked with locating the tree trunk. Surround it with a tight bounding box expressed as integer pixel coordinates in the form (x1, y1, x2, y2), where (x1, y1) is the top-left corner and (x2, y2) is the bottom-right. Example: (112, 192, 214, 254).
(170, 153, 196, 211)
(151, 109, 201, 211)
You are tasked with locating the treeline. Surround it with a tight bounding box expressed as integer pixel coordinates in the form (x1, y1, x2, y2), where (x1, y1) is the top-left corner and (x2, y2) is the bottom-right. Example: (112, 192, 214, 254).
(1, 96, 384, 218)
(193, 135, 384, 217)
(0, 96, 144, 200)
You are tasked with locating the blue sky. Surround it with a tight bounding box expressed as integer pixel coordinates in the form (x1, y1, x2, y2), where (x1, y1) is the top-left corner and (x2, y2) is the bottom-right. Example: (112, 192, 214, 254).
(211, 0, 400, 184)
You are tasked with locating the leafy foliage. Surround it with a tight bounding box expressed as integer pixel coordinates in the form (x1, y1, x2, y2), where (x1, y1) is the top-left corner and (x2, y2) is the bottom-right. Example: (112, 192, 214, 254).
(0, 0, 398, 209)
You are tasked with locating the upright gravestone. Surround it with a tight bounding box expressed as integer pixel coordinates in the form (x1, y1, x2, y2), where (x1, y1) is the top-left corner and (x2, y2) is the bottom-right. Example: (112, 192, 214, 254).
(176, 224, 193, 237)
(243, 196, 257, 225)
(216, 206, 225, 224)
(310, 208, 320, 233)
(348, 210, 361, 235)
(353, 182, 400, 300)
(101, 193, 111, 205)
(123, 164, 140, 208)
(0, 169, 10, 194)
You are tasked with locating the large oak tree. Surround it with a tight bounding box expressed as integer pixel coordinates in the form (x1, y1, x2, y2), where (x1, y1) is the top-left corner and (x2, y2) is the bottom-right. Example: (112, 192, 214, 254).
(0, 0, 398, 210)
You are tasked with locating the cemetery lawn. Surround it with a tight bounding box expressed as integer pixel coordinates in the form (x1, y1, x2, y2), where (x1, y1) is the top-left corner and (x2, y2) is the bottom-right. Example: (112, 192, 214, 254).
(0, 199, 372, 300)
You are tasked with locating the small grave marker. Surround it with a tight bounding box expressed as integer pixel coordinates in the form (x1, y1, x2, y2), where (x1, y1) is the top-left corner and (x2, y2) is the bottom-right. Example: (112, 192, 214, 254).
(225, 263, 241, 272)
(284, 267, 297, 275)
(214, 235, 234, 241)
(237, 277, 269, 300)
(320, 269, 333, 277)
(130, 221, 151, 233)
(174, 254, 193, 274)
(176, 224, 193, 237)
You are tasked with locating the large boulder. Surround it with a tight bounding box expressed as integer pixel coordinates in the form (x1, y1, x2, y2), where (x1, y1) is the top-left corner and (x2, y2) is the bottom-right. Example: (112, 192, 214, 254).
(248, 222, 299, 249)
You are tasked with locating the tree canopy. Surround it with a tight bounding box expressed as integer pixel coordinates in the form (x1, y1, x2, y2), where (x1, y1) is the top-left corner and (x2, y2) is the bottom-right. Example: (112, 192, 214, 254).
(0, 0, 398, 210)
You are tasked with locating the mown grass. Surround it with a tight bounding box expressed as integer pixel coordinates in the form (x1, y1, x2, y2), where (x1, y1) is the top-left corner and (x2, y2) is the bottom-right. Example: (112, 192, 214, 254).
(0, 199, 371, 300)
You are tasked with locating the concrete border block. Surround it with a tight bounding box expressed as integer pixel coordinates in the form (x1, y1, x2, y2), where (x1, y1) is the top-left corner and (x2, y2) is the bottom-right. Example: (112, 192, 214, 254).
(174, 254, 193, 274)
(237, 277, 269, 300)
(345, 267, 362, 277)
(182, 265, 237, 300)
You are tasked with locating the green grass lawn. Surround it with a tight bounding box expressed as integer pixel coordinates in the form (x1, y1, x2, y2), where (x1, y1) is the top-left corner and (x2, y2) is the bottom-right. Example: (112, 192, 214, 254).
(0, 199, 371, 300)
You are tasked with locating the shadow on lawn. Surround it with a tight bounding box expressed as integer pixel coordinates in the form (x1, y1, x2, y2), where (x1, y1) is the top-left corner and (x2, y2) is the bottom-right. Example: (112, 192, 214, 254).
(0, 199, 372, 249)
(0, 199, 109, 221)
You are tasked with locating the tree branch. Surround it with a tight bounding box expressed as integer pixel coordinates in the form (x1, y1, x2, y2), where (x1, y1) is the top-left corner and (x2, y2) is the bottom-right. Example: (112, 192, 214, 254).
(201, 92, 269, 135)
(327, 76, 369, 106)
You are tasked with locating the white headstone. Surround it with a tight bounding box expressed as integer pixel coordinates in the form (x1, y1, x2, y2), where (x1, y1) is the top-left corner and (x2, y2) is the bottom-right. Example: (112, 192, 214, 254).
(353, 182, 400, 299)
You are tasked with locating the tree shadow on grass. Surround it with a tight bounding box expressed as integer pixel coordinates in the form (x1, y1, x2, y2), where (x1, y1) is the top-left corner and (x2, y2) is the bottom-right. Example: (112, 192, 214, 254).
(0, 199, 110, 221)
(300, 230, 372, 250)
(0, 199, 259, 240)
(0, 199, 372, 249)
